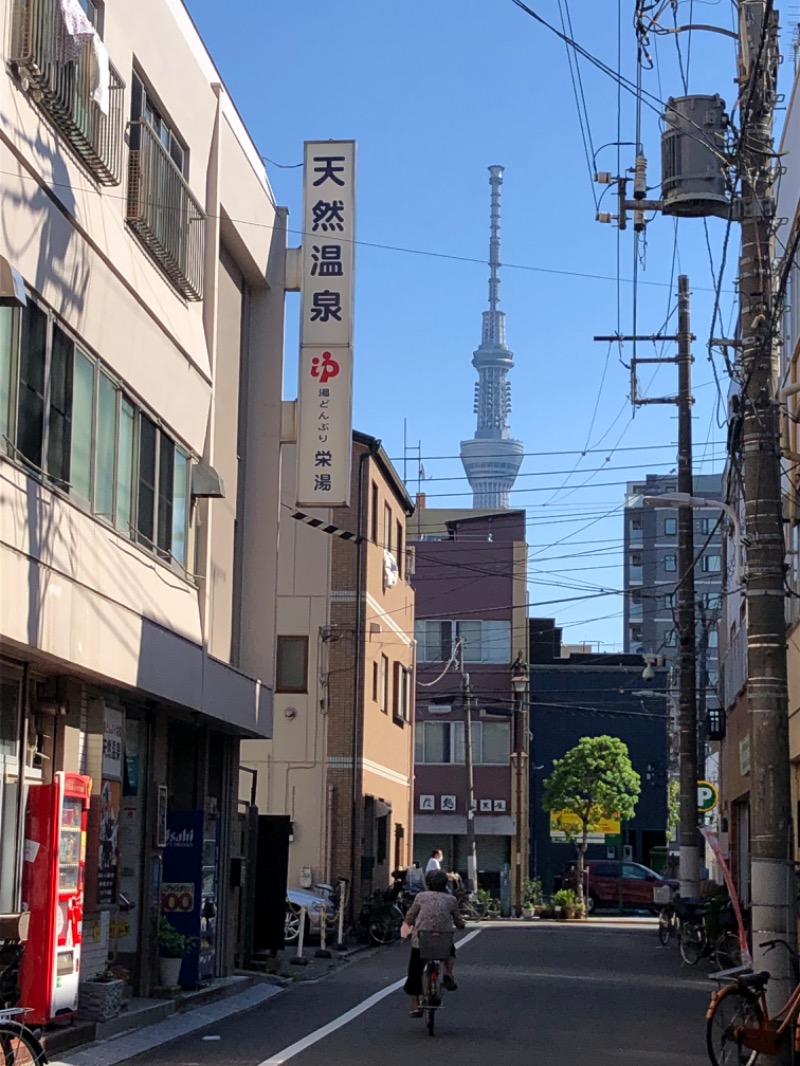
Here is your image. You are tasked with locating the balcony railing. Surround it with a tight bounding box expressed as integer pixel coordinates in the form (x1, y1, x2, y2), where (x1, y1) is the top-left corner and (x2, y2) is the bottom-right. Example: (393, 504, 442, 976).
(126, 121, 205, 301)
(9, 0, 124, 185)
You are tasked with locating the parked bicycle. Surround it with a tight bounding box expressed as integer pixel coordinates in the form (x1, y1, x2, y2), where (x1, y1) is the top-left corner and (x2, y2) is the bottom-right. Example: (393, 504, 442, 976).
(0, 1008, 48, 1065)
(676, 897, 744, 969)
(706, 938, 800, 1065)
(657, 901, 679, 946)
(418, 929, 454, 1037)
(450, 874, 487, 921)
(356, 884, 404, 945)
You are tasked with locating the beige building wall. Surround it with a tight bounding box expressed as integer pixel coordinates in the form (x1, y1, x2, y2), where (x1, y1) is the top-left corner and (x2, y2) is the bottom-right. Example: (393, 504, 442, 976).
(245, 432, 415, 898)
(0, 0, 286, 988)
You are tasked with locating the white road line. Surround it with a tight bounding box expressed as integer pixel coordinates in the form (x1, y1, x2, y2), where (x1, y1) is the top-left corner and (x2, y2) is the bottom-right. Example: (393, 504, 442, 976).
(258, 928, 483, 1066)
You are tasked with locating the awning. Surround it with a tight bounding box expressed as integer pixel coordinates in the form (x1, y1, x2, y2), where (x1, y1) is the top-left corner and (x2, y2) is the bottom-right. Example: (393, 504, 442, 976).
(414, 815, 516, 837)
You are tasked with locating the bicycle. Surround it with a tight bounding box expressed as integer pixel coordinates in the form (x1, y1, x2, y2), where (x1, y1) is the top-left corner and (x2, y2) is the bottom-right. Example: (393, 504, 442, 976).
(450, 875, 487, 922)
(418, 930, 454, 1037)
(356, 888, 404, 945)
(676, 898, 743, 969)
(657, 901, 679, 946)
(0, 1008, 48, 1065)
(706, 938, 800, 1065)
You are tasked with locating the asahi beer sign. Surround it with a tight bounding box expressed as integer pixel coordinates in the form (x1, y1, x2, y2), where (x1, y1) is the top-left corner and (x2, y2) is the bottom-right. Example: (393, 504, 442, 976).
(296, 141, 356, 507)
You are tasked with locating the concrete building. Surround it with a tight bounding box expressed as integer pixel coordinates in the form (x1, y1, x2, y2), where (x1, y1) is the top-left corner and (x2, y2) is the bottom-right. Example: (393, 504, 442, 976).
(529, 619, 670, 894)
(1, 0, 285, 995)
(241, 432, 415, 913)
(409, 500, 529, 909)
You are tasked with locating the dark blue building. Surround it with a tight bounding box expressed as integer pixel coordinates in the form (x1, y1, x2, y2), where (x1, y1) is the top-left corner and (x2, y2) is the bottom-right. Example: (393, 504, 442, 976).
(529, 619, 670, 893)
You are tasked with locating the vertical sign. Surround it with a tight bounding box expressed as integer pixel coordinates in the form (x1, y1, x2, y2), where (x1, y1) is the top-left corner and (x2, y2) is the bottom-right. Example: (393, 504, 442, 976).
(296, 140, 356, 507)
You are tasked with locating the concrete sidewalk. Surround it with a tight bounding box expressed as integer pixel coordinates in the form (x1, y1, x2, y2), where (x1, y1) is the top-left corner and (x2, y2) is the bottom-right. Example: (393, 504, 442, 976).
(45, 941, 369, 1066)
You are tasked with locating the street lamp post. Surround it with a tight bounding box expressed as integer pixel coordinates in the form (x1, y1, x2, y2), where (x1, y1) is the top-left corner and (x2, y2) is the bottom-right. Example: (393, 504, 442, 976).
(511, 653, 529, 917)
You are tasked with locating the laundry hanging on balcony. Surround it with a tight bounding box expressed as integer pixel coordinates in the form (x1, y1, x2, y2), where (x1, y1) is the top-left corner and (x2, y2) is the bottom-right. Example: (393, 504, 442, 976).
(52, 0, 110, 115)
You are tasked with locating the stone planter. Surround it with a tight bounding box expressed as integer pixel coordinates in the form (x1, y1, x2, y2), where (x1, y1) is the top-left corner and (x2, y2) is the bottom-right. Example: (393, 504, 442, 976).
(159, 956, 183, 989)
(522, 905, 536, 919)
(78, 977, 126, 1022)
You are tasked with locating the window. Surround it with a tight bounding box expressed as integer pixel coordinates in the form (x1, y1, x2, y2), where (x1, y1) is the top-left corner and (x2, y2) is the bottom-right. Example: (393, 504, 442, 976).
(665, 629, 678, 646)
(396, 519, 404, 579)
(371, 482, 379, 543)
(383, 504, 392, 554)
(380, 655, 389, 713)
(629, 551, 642, 568)
(1, 300, 192, 569)
(414, 619, 511, 663)
(630, 589, 642, 605)
(372, 661, 379, 702)
(630, 514, 642, 531)
(664, 517, 677, 536)
(664, 555, 677, 572)
(131, 73, 185, 173)
(415, 721, 510, 764)
(392, 663, 412, 723)
(708, 629, 719, 648)
(702, 554, 721, 573)
(698, 516, 715, 535)
(276, 637, 309, 693)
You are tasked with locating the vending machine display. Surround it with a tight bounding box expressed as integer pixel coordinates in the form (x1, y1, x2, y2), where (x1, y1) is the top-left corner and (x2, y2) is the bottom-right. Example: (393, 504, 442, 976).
(19, 772, 91, 1025)
(162, 810, 218, 987)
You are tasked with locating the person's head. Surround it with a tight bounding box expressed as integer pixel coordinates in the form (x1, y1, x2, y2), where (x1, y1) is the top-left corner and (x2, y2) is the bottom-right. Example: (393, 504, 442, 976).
(431, 848, 443, 860)
(426, 868, 449, 892)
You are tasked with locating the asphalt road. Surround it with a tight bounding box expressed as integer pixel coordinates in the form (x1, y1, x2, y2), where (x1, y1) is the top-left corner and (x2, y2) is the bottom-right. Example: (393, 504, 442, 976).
(117, 921, 714, 1065)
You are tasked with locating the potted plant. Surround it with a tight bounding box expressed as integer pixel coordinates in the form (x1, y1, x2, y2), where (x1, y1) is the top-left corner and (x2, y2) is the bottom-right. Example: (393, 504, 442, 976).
(521, 877, 543, 919)
(78, 965, 129, 1022)
(156, 916, 197, 988)
(551, 888, 581, 919)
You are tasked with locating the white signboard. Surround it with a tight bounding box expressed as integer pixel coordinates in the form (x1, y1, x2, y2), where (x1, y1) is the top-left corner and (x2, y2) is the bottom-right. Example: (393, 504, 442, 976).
(296, 140, 356, 506)
(102, 707, 124, 781)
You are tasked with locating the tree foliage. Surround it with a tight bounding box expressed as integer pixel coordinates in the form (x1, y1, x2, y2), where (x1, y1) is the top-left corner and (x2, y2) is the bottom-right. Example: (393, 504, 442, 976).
(542, 735, 641, 903)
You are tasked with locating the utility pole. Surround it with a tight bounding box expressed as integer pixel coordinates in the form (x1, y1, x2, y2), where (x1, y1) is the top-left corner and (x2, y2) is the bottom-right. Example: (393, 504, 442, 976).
(459, 643, 478, 895)
(675, 275, 701, 898)
(736, 0, 794, 1005)
(594, 274, 700, 896)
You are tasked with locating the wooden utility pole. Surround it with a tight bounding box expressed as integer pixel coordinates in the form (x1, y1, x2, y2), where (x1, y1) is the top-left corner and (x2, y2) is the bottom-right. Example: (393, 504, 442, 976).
(737, 0, 795, 1006)
(675, 275, 701, 898)
(459, 645, 479, 895)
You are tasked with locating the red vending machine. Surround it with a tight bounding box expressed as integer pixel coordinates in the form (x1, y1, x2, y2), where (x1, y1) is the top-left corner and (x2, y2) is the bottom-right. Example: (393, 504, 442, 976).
(19, 771, 91, 1024)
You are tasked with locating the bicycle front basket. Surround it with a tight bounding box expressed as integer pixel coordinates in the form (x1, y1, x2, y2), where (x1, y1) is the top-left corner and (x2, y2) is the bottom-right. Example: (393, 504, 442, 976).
(418, 930, 454, 960)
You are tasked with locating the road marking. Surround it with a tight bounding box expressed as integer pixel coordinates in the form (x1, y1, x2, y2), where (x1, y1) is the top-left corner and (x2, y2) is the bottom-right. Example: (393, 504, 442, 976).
(258, 928, 482, 1065)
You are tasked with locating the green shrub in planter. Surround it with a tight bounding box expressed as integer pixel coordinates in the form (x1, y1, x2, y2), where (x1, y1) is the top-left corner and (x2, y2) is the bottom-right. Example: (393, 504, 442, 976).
(156, 916, 197, 959)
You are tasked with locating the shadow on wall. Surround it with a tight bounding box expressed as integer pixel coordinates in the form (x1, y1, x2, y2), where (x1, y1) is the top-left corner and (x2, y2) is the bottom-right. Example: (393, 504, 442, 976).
(1, 112, 90, 320)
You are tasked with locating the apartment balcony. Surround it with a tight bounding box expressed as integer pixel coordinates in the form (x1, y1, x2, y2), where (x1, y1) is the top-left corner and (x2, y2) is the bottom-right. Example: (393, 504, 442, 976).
(9, 0, 124, 185)
(126, 121, 205, 301)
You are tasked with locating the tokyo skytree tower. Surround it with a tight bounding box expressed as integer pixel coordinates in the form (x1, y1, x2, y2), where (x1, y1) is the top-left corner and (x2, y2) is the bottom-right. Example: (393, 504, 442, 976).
(459, 166, 524, 509)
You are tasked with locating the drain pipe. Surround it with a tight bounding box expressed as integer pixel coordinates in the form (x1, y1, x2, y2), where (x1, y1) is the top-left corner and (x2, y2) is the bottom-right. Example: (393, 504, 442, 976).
(349, 440, 379, 919)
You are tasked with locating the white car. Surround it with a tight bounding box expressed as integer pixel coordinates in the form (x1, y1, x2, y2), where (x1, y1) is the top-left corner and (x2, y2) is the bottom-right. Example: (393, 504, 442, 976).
(285, 885, 336, 942)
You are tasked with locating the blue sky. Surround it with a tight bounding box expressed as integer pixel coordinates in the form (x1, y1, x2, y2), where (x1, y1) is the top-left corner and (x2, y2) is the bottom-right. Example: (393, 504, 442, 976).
(184, 0, 754, 651)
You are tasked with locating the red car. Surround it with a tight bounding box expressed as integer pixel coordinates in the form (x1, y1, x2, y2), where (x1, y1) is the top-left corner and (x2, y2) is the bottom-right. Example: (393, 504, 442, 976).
(558, 860, 678, 913)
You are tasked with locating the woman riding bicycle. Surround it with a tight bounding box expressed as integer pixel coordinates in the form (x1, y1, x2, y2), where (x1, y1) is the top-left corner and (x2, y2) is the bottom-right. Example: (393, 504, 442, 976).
(402, 868, 465, 1018)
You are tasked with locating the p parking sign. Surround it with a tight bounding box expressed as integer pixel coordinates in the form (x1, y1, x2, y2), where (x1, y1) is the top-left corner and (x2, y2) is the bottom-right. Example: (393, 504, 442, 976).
(697, 780, 718, 813)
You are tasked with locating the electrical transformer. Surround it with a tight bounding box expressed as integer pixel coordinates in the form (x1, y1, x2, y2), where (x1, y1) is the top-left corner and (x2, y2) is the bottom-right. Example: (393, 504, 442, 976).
(661, 94, 730, 218)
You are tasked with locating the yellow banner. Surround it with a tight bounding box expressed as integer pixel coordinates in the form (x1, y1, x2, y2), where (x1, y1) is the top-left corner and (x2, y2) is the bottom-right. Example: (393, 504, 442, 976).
(549, 810, 620, 836)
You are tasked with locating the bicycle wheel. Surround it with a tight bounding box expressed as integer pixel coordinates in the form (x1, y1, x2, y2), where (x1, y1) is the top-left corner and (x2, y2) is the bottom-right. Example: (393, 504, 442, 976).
(680, 921, 706, 965)
(368, 906, 402, 945)
(423, 963, 439, 1037)
(657, 907, 674, 946)
(0, 1022, 48, 1065)
(714, 931, 743, 972)
(706, 986, 762, 1066)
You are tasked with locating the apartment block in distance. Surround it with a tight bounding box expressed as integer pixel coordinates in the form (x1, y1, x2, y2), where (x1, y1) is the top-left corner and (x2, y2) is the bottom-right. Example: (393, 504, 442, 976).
(1, 0, 286, 997)
(242, 432, 416, 915)
(410, 499, 529, 911)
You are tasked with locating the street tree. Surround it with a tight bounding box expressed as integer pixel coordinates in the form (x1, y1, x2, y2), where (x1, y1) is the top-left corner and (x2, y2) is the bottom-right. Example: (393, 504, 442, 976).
(542, 735, 641, 905)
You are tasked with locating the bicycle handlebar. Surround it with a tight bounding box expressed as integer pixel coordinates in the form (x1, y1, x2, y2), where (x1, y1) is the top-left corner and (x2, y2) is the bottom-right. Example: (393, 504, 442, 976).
(759, 938, 800, 959)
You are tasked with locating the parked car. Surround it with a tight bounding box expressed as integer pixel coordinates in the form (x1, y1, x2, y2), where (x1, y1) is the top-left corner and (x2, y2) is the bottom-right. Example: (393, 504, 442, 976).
(555, 860, 678, 913)
(285, 884, 337, 942)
